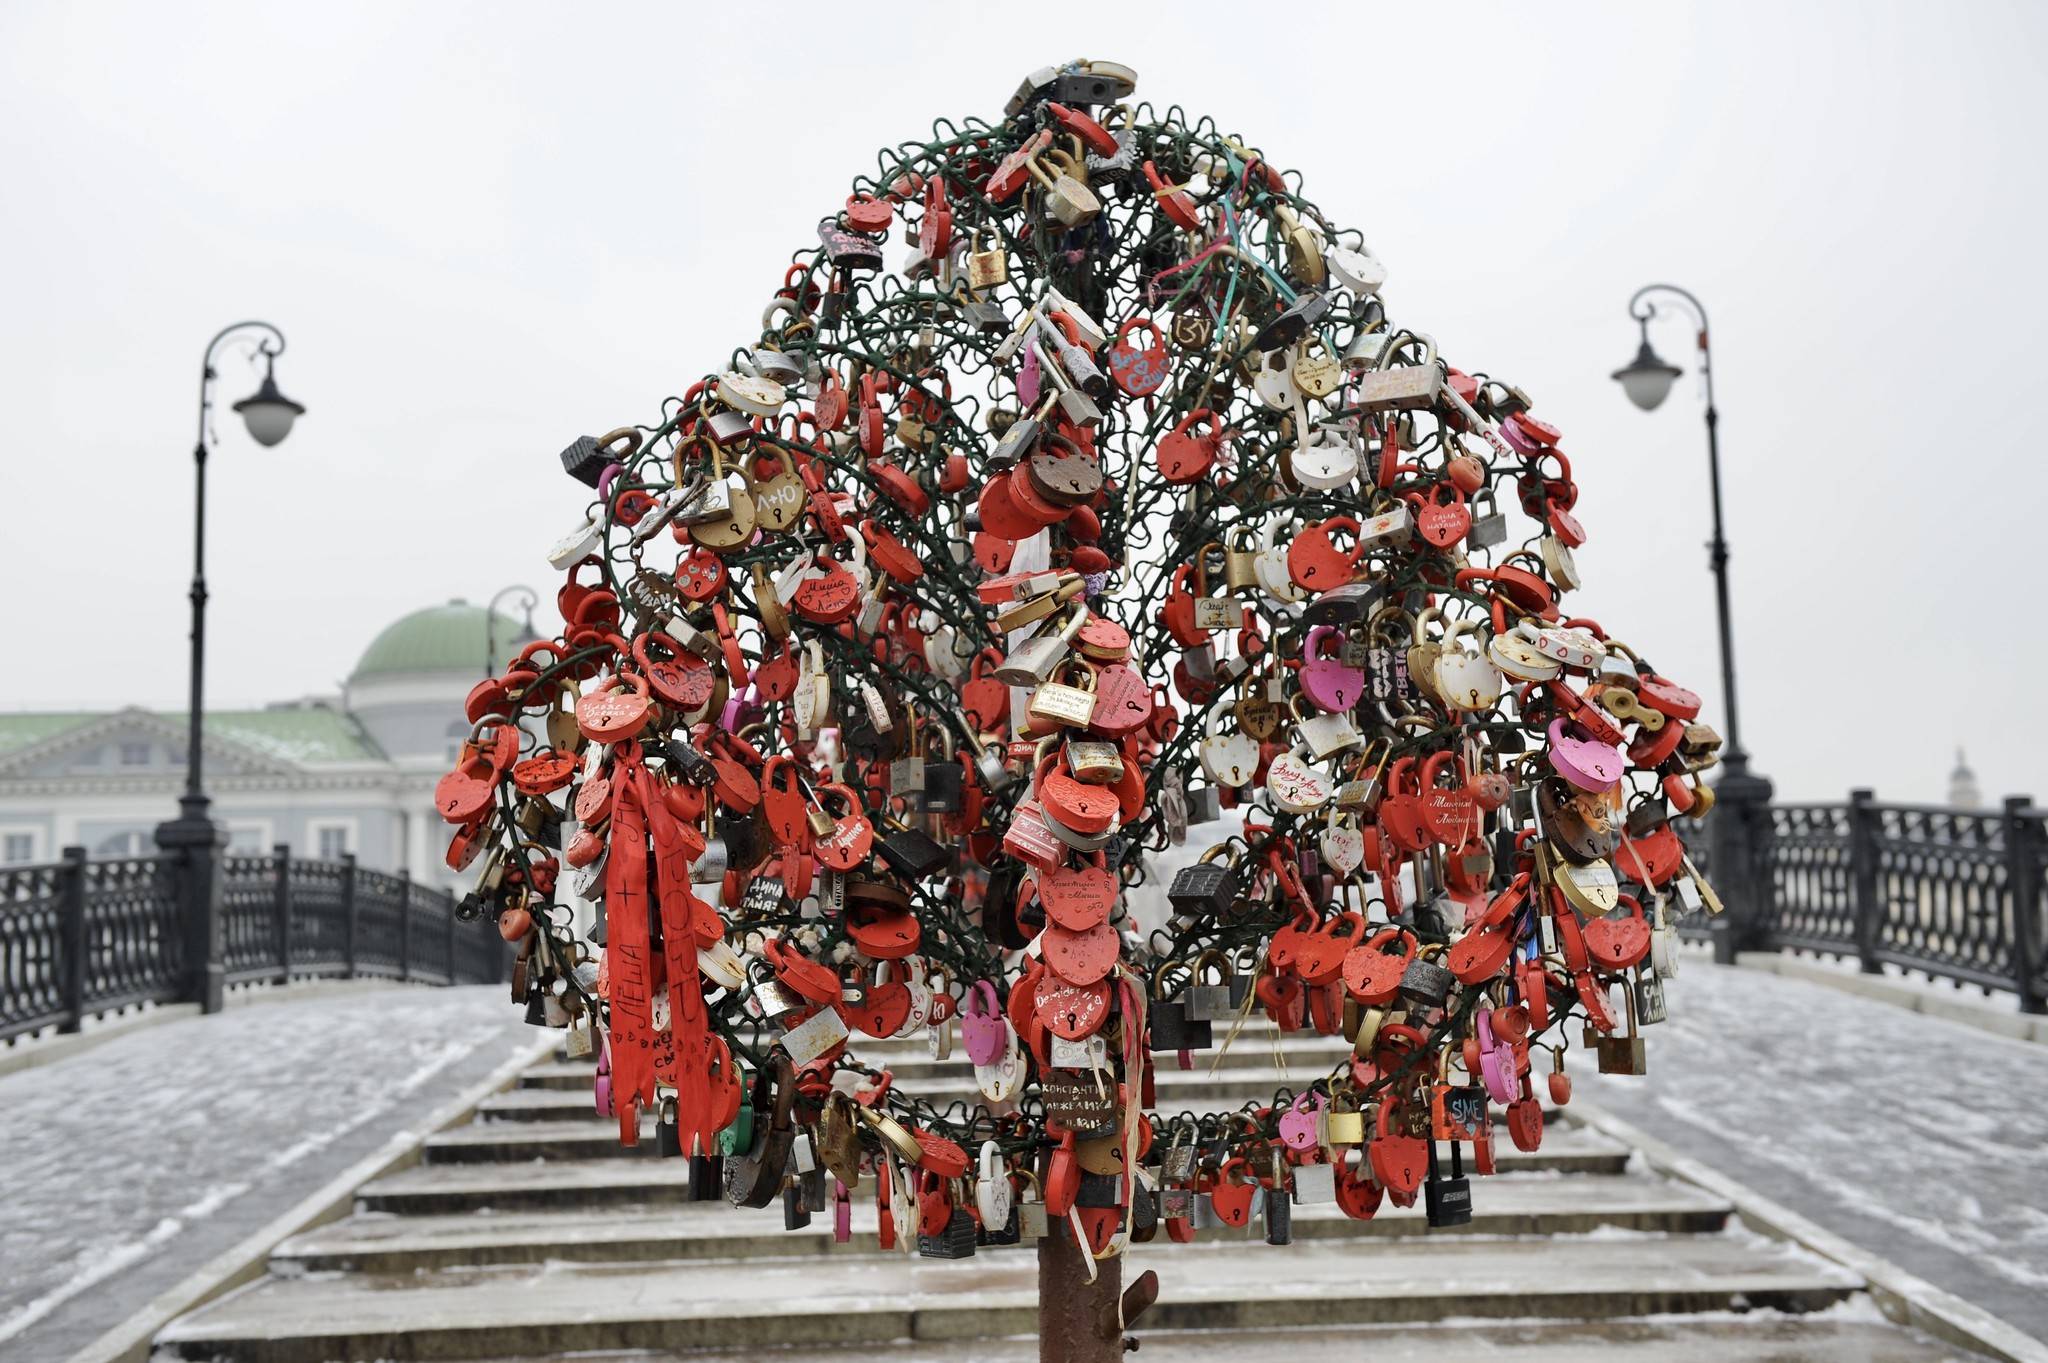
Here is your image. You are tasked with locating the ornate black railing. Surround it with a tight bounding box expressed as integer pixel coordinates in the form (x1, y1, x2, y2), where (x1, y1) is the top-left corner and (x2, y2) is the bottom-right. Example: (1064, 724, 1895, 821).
(1, 844, 506, 1045)
(1688, 789, 2048, 1013)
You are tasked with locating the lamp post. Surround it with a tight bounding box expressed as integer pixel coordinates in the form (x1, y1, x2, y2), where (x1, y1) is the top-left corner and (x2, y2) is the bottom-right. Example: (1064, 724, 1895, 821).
(1614, 286, 1769, 962)
(485, 585, 539, 677)
(156, 322, 305, 1012)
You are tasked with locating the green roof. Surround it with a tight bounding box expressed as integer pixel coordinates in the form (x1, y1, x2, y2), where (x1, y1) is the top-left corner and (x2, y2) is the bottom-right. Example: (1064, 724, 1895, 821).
(0, 712, 99, 757)
(203, 708, 383, 763)
(350, 600, 534, 682)
(0, 706, 382, 766)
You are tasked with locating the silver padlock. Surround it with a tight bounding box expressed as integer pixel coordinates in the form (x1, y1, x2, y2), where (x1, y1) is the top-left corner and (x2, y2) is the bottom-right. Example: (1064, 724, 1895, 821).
(1291, 1162, 1336, 1204)
(780, 1004, 850, 1065)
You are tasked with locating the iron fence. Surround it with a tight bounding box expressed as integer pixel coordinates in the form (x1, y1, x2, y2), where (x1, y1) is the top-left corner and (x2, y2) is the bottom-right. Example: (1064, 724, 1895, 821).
(1, 843, 505, 1045)
(1681, 790, 2047, 1012)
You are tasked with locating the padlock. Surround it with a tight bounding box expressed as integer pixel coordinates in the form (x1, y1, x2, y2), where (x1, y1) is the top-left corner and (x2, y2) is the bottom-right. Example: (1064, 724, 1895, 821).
(1422, 1140, 1473, 1228)
(917, 1207, 980, 1259)
(1168, 847, 1237, 916)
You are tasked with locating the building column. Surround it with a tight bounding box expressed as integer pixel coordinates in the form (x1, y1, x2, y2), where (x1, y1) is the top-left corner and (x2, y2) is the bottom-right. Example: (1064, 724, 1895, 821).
(407, 801, 431, 882)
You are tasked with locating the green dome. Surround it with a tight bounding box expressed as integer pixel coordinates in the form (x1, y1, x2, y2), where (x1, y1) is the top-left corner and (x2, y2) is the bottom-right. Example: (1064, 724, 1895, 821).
(350, 600, 534, 682)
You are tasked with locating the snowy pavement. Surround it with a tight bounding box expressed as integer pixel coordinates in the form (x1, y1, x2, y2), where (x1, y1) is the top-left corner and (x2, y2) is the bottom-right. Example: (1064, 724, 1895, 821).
(0, 983, 534, 1363)
(1576, 954, 2048, 1343)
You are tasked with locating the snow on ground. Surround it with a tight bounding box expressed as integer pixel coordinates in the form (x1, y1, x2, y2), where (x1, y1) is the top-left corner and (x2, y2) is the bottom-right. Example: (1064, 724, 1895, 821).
(0, 983, 533, 1362)
(1574, 958, 2048, 1341)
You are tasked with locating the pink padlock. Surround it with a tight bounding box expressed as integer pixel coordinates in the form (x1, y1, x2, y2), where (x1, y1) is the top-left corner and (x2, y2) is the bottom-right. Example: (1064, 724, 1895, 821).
(1547, 718, 1624, 792)
(960, 979, 1009, 1066)
(1476, 1010, 1517, 1106)
(1299, 626, 1365, 713)
(593, 1034, 614, 1118)
(1018, 341, 1042, 409)
(1277, 1092, 1326, 1151)
(1497, 416, 1543, 457)
(833, 1179, 853, 1243)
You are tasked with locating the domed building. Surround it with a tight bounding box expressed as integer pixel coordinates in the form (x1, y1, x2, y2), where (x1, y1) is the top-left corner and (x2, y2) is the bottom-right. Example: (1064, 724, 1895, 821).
(0, 600, 534, 884)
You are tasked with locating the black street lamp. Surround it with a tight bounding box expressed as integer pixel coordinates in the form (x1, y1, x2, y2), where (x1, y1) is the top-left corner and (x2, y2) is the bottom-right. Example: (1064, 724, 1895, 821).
(1612, 285, 1754, 782)
(485, 585, 539, 677)
(156, 322, 305, 1011)
(1615, 286, 1770, 966)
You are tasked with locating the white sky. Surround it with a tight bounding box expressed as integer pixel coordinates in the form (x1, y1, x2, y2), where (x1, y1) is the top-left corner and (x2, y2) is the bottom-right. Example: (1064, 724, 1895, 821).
(2, 0, 2042, 803)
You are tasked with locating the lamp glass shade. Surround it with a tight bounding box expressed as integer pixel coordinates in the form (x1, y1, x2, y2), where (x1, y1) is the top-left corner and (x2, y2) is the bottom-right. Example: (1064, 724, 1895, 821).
(232, 373, 305, 447)
(1611, 341, 1683, 412)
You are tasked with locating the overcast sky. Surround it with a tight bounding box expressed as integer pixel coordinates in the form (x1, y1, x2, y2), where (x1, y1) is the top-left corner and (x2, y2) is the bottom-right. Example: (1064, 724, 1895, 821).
(3, 1, 2041, 803)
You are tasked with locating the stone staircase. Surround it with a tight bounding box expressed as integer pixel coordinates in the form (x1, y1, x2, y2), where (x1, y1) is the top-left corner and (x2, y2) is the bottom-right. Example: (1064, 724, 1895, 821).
(153, 1023, 1971, 1362)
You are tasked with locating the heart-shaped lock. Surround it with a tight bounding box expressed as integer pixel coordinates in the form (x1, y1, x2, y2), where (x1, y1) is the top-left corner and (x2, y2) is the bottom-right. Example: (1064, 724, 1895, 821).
(1089, 663, 1153, 737)
(812, 784, 874, 872)
(1639, 674, 1702, 720)
(1621, 822, 1685, 886)
(576, 674, 654, 744)
(1448, 921, 1514, 986)
(1038, 759, 1120, 837)
(1039, 854, 1116, 931)
(764, 938, 841, 1006)
(1293, 426, 1359, 491)
(1342, 927, 1416, 1005)
(847, 901, 921, 959)
(1320, 809, 1365, 877)
(1208, 1159, 1257, 1228)
(1417, 751, 1478, 846)
(434, 745, 496, 824)
(1277, 1093, 1327, 1151)
(758, 758, 810, 849)
(1033, 973, 1110, 1037)
(511, 748, 576, 798)
(960, 981, 1010, 1067)
(1582, 895, 1651, 970)
(1415, 482, 1471, 548)
(1157, 410, 1224, 484)
(1489, 630, 1561, 683)
(1040, 920, 1120, 986)
(1552, 853, 1620, 916)
(1547, 718, 1625, 792)
(634, 633, 716, 711)
(1267, 749, 1334, 815)
(1287, 516, 1363, 591)
(1107, 317, 1170, 397)
(847, 980, 913, 1038)
(1300, 625, 1365, 712)
(1294, 912, 1361, 985)
(1368, 1103, 1427, 1196)
(1434, 622, 1502, 712)
(1199, 720, 1260, 789)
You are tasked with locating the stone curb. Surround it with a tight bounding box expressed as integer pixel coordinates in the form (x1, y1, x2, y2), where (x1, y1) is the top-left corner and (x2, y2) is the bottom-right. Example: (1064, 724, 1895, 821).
(0, 979, 451, 1081)
(1729, 952, 2048, 1046)
(0, 1003, 202, 1080)
(1566, 1096, 2048, 1363)
(62, 1030, 558, 1363)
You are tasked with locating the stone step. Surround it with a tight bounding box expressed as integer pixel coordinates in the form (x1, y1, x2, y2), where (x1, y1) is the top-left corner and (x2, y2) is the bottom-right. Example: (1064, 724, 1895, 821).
(511, 1067, 1421, 1121)
(480, 1077, 1573, 1135)
(285, 1170, 1729, 1272)
(379, 1123, 1629, 1211)
(156, 1232, 1862, 1361)
(359, 1158, 689, 1214)
(523, 1036, 1355, 1091)
(381, 1319, 1974, 1363)
(423, 1117, 656, 1163)
(491, 1057, 1369, 1123)
(545, 1015, 1319, 1067)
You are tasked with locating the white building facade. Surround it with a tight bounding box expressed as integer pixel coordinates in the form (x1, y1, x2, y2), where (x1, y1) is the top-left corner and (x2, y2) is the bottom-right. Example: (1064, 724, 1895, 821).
(0, 601, 530, 890)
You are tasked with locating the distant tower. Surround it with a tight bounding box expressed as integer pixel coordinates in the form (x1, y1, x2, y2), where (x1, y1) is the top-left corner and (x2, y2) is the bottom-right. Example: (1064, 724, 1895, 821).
(1948, 749, 1981, 809)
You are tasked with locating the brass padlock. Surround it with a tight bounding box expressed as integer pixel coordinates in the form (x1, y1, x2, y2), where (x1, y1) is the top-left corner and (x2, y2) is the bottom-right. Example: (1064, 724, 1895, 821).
(1029, 660, 1099, 729)
(967, 230, 1008, 290)
(1065, 739, 1125, 784)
